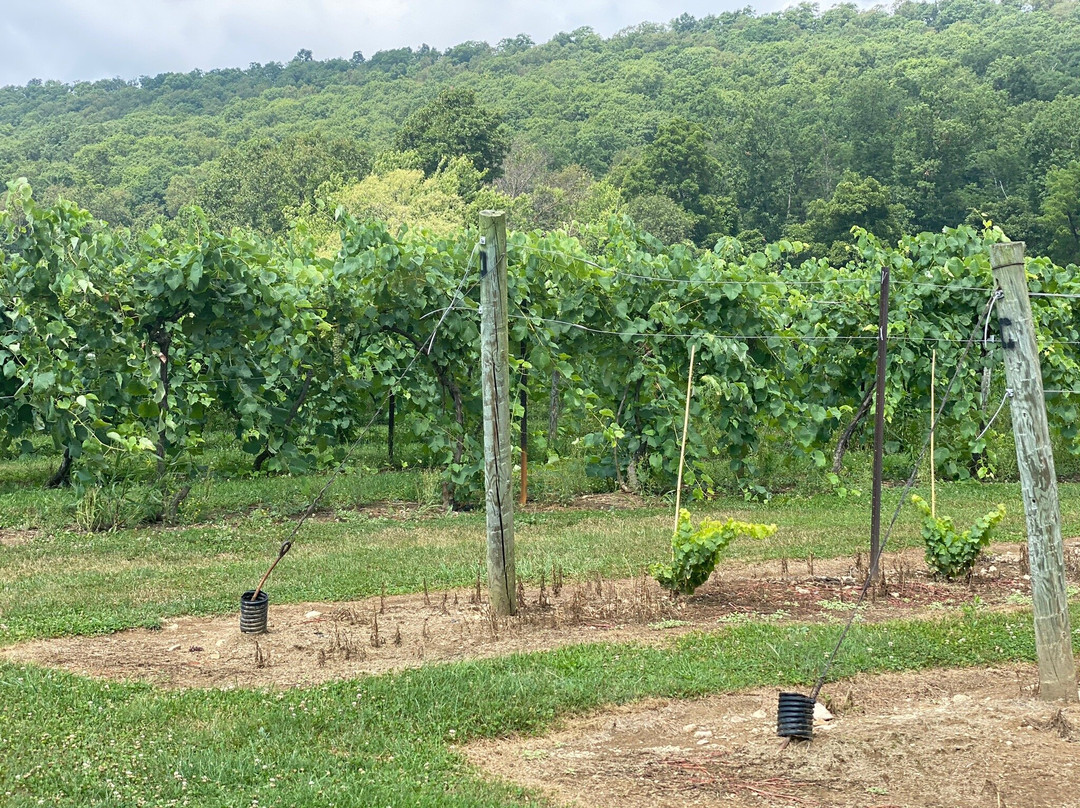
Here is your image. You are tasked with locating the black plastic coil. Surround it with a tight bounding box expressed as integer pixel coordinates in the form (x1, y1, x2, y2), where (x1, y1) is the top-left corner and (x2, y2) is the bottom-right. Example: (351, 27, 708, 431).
(240, 590, 269, 634)
(777, 692, 815, 739)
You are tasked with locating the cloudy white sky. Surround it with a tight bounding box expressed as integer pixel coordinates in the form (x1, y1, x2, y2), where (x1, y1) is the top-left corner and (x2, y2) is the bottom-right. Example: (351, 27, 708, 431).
(2, 0, 806, 88)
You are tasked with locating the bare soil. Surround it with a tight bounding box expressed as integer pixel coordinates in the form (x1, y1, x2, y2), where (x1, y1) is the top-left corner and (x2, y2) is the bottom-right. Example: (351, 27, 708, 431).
(0, 527, 40, 547)
(465, 664, 1080, 808)
(3, 541, 1076, 691)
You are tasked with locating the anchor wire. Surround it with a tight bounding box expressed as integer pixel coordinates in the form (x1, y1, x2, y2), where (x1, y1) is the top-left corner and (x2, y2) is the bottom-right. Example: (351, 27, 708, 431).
(808, 289, 1004, 702)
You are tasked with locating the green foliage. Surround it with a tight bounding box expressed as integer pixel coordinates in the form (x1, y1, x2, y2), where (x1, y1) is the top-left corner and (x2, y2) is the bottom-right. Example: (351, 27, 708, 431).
(393, 87, 510, 182)
(9, 175, 1080, 517)
(912, 494, 1006, 579)
(650, 509, 776, 595)
(618, 118, 736, 245)
(1, 1, 1079, 254)
(624, 193, 696, 244)
(789, 173, 911, 264)
(193, 132, 370, 232)
(1039, 160, 1080, 266)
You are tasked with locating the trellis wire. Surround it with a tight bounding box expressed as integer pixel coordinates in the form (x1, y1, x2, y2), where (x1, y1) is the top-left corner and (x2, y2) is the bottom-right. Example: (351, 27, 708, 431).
(522, 245, 993, 291)
(269, 246, 479, 552)
(807, 288, 1003, 702)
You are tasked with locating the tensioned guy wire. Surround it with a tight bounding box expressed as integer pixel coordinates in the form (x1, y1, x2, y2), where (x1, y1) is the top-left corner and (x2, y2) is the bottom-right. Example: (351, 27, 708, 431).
(808, 288, 1003, 702)
(426, 243, 480, 354)
(522, 245, 993, 291)
(975, 388, 1014, 442)
(512, 313, 988, 344)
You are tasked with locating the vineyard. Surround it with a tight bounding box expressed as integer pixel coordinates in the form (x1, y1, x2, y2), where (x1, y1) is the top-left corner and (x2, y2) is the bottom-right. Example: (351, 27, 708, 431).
(4, 177, 1080, 519)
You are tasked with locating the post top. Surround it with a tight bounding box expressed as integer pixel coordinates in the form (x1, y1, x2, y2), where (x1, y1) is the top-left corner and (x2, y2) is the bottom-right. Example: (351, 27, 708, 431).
(990, 240, 1026, 271)
(479, 209, 506, 217)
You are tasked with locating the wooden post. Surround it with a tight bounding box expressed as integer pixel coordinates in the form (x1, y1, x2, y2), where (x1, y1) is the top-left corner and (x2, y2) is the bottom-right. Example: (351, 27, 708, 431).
(869, 262, 890, 580)
(480, 211, 516, 616)
(991, 241, 1078, 703)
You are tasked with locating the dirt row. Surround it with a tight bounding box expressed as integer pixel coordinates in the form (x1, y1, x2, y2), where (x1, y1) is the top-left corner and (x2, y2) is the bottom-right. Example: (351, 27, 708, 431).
(466, 664, 1080, 808)
(4, 541, 1074, 690)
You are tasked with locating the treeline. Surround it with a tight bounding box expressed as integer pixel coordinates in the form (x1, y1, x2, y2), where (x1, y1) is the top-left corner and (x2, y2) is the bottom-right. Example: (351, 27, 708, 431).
(5, 182, 1080, 522)
(1, 0, 1079, 264)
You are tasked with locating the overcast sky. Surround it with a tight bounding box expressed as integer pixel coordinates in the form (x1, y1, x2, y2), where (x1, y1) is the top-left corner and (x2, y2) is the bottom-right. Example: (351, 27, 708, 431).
(2, 0, 814, 88)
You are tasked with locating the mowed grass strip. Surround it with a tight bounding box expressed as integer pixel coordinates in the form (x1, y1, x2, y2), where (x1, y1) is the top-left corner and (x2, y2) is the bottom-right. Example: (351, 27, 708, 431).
(1, 482, 1076, 642)
(2, 607, 1076, 808)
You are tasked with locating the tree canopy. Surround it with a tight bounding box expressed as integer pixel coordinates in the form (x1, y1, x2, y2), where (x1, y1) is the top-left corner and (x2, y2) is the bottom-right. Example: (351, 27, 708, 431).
(0, 0, 1078, 255)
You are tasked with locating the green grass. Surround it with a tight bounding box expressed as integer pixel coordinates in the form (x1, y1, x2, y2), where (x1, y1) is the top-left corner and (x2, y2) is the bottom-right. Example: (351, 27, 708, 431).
(0, 452, 610, 531)
(3, 607, 1076, 807)
(2, 454, 1078, 806)
(0, 480, 1073, 643)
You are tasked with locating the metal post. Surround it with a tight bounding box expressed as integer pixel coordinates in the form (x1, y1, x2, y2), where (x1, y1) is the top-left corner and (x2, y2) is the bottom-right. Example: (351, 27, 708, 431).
(869, 262, 890, 580)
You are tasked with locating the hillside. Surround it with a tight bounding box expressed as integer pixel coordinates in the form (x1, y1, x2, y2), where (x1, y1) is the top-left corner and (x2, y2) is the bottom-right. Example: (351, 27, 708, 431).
(1, 0, 1079, 262)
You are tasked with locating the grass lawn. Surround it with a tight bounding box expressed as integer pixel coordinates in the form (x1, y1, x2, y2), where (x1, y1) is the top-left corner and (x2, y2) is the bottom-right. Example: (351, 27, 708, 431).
(1, 468, 1078, 806)
(0, 476, 1070, 642)
(3, 610, 1070, 807)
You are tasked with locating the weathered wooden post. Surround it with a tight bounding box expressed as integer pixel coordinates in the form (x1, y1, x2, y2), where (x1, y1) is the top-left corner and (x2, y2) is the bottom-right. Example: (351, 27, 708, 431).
(479, 210, 516, 616)
(991, 241, 1078, 702)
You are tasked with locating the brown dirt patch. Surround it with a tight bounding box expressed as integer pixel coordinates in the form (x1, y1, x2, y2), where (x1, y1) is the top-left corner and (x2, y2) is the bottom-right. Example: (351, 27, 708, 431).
(0, 528, 40, 547)
(464, 664, 1080, 808)
(3, 541, 1074, 690)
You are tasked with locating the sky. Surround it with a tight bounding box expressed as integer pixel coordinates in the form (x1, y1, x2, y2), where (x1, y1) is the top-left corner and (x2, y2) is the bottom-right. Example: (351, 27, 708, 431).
(1, 0, 806, 88)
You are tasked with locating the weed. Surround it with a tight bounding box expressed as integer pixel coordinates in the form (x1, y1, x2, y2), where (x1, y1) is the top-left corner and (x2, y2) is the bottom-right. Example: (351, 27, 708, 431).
(817, 599, 858, 612)
(648, 619, 690, 630)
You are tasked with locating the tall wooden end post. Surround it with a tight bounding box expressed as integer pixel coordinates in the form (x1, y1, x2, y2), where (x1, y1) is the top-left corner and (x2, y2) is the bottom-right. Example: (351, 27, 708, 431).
(480, 211, 516, 616)
(991, 241, 1078, 702)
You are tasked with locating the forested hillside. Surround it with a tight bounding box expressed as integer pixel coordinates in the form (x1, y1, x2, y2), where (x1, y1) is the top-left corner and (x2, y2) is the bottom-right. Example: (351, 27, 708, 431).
(1, 0, 1079, 262)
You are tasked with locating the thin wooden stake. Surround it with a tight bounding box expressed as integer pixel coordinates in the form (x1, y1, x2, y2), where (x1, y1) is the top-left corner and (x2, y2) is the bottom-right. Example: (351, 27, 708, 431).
(251, 541, 292, 602)
(991, 242, 1077, 702)
(673, 344, 697, 533)
(930, 350, 936, 518)
(519, 336, 528, 507)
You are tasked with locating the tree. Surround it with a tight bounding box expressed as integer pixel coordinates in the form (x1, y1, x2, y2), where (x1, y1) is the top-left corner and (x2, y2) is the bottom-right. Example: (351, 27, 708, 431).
(791, 174, 910, 263)
(1039, 161, 1080, 266)
(618, 118, 736, 245)
(196, 133, 370, 233)
(625, 194, 695, 244)
(393, 87, 510, 182)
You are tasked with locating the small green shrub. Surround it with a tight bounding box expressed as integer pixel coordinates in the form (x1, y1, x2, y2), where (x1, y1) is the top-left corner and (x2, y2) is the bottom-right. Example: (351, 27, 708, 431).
(650, 509, 777, 595)
(911, 494, 1006, 579)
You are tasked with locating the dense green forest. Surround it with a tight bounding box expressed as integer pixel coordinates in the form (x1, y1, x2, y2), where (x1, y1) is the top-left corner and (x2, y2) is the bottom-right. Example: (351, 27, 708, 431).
(2, 0, 1079, 264)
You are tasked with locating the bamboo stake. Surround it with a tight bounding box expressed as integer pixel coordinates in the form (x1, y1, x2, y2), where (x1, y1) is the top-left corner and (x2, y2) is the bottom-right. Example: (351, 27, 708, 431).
(673, 344, 697, 533)
(930, 350, 936, 518)
(869, 261, 890, 580)
(519, 337, 528, 506)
